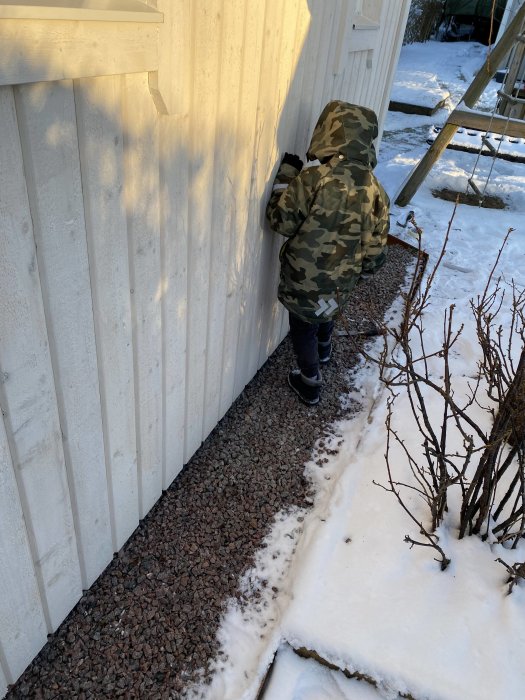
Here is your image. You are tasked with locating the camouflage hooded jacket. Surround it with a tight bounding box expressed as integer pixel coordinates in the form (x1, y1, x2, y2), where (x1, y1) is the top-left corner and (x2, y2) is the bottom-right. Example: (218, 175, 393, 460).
(266, 101, 390, 322)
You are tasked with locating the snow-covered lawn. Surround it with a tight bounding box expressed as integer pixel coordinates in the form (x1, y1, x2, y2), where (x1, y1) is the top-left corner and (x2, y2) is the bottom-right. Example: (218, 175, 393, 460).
(187, 40, 525, 700)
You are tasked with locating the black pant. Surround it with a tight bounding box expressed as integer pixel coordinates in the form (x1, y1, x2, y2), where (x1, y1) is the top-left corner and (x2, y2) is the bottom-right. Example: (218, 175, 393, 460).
(289, 312, 334, 378)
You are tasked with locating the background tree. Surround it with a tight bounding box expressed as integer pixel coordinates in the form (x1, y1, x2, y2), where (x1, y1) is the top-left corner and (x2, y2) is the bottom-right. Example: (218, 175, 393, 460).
(403, 0, 445, 44)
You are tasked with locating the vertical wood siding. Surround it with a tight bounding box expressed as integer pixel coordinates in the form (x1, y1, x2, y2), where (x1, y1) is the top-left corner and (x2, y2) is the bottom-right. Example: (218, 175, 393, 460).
(75, 74, 140, 548)
(0, 413, 47, 685)
(122, 72, 163, 519)
(0, 0, 410, 688)
(15, 80, 113, 590)
(0, 85, 83, 635)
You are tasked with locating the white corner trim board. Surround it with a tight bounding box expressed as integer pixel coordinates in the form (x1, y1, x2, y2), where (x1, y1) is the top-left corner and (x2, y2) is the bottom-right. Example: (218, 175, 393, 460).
(0, 0, 163, 22)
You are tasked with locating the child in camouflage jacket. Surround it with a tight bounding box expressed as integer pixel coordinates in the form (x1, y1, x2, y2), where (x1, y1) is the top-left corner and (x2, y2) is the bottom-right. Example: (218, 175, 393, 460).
(266, 100, 390, 405)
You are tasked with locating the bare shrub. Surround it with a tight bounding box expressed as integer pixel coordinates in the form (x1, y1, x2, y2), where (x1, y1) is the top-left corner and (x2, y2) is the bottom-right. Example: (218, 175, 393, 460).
(370, 205, 523, 580)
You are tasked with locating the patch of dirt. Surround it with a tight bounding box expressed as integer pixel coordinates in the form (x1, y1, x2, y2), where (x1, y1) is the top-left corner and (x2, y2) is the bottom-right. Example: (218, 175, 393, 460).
(431, 187, 506, 209)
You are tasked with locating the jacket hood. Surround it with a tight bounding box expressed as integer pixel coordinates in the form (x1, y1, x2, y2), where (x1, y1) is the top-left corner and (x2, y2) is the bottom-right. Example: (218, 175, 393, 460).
(306, 100, 378, 168)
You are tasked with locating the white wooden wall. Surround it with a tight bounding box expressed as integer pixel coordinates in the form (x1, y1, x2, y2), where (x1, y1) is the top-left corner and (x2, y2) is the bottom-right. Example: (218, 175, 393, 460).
(0, 0, 410, 692)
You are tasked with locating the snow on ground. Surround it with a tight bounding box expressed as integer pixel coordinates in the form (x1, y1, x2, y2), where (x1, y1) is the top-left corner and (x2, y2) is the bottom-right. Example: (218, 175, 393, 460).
(263, 645, 390, 700)
(185, 40, 525, 700)
(392, 40, 499, 109)
(390, 68, 449, 111)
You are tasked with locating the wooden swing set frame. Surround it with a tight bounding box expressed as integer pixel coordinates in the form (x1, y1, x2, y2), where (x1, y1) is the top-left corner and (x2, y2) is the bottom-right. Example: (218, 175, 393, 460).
(396, 2, 525, 207)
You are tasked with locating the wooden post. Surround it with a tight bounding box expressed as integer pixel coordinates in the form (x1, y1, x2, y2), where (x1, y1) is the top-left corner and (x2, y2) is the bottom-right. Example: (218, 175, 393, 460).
(500, 35, 525, 119)
(395, 123, 458, 206)
(448, 107, 525, 138)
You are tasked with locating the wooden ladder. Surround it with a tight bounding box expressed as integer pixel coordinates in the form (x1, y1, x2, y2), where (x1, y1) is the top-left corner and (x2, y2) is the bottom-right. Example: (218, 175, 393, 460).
(395, 2, 525, 207)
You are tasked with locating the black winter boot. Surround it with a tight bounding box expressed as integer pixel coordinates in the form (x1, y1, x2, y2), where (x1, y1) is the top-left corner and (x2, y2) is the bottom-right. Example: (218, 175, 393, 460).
(288, 369, 322, 405)
(318, 338, 332, 365)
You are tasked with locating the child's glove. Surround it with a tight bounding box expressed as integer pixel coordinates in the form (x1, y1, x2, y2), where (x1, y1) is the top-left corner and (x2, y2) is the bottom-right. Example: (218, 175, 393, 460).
(281, 152, 303, 171)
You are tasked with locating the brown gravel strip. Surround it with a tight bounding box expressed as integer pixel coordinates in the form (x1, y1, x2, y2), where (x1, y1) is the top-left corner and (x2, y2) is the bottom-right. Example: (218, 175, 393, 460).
(6, 243, 415, 700)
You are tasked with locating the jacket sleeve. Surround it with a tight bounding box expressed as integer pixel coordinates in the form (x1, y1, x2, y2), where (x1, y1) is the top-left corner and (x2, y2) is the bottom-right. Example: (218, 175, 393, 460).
(265, 161, 312, 238)
(361, 181, 390, 274)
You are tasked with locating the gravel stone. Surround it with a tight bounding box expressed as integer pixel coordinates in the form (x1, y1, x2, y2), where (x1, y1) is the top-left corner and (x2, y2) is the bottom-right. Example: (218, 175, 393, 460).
(6, 244, 415, 699)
